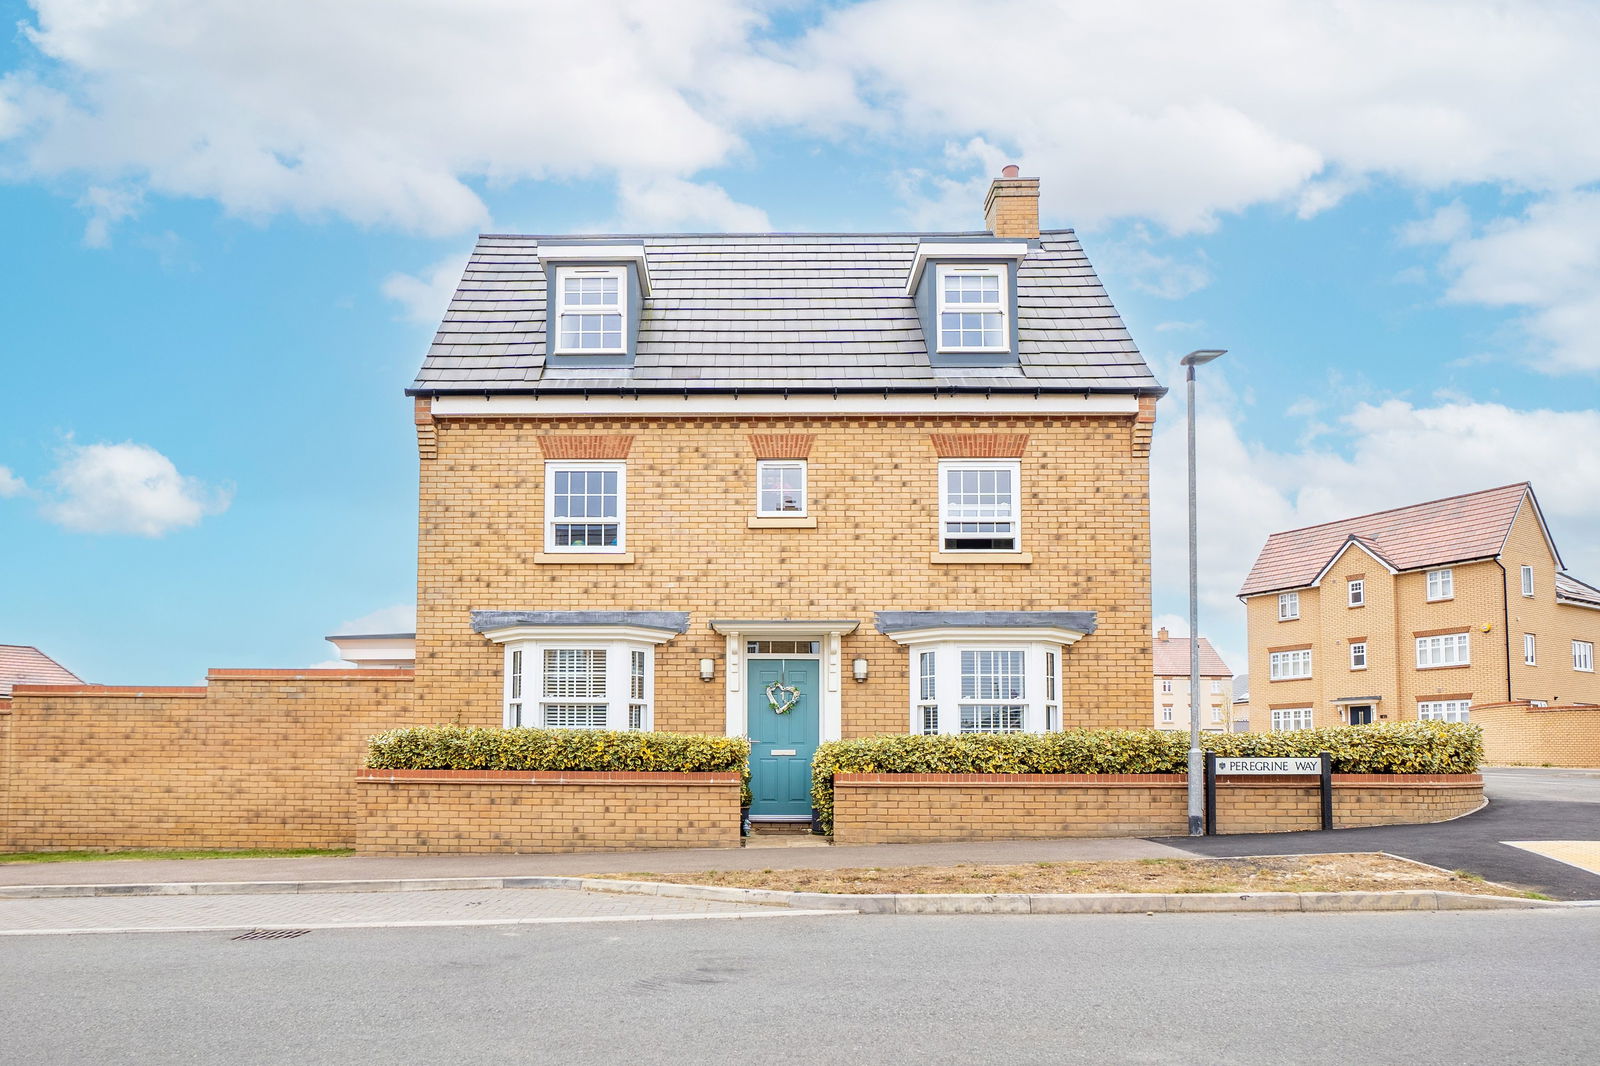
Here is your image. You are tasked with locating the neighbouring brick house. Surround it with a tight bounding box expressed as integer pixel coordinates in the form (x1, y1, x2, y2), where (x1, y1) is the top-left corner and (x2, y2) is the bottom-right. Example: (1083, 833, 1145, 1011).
(1151, 628, 1232, 732)
(1239, 483, 1600, 733)
(408, 168, 1167, 821)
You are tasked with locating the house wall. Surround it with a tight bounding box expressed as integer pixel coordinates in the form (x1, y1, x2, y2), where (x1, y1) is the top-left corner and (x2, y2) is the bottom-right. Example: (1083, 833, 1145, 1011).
(1153, 674, 1232, 731)
(1, 672, 422, 851)
(1472, 703, 1600, 767)
(414, 411, 1154, 735)
(1503, 500, 1600, 705)
(355, 770, 741, 854)
(831, 772, 1483, 843)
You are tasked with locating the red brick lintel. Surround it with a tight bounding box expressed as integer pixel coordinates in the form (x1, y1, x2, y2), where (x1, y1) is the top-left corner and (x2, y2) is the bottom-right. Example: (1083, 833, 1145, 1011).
(835, 772, 1481, 788)
(356, 769, 740, 786)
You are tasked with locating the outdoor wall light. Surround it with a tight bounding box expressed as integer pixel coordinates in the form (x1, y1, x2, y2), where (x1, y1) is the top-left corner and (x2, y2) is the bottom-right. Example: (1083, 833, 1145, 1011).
(852, 658, 869, 682)
(699, 658, 716, 682)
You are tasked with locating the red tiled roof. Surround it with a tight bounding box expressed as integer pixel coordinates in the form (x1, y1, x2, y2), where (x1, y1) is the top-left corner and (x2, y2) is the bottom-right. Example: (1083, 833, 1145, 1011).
(1153, 636, 1231, 677)
(1239, 483, 1532, 597)
(0, 645, 83, 697)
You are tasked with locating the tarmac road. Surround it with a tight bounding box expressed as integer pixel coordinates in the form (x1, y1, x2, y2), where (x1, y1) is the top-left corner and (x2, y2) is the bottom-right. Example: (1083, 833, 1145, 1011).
(1163, 767, 1600, 899)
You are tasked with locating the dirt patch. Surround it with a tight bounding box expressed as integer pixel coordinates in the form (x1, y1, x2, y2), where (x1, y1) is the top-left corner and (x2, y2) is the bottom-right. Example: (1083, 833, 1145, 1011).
(597, 854, 1538, 898)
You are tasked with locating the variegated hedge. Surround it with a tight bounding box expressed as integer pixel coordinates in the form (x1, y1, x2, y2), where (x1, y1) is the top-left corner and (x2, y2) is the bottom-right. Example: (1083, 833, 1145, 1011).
(367, 725, 750, 776)
(810, 722, 1481, 833)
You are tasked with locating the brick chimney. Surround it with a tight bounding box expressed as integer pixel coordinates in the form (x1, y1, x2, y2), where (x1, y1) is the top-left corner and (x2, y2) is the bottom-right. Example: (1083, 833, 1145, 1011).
(1157, 627, 1169, 642)
(984, 164, 1040, 238)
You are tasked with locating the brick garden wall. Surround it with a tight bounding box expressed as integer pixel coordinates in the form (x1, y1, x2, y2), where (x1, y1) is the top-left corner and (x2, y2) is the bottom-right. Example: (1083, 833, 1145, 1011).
(415, 412, 1155, 735)
(830, 772, 1483, 843)
(1, 671, 423, 851)
(355, 769, 741, 854)
(1473, 702, 1600, 767)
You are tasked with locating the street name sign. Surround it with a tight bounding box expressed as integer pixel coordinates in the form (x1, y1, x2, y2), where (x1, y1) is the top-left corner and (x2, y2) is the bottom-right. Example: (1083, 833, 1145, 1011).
(1212, 757, 1324, 775)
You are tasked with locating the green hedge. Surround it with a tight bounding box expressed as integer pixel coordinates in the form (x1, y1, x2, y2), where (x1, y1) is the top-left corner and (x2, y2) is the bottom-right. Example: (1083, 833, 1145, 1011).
(367, 726, 752, 804)
(810, 722, 1481, 833)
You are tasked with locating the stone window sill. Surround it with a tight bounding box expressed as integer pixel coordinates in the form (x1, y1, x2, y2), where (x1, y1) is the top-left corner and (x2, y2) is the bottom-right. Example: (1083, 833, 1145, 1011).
(930, 551, 1034, 564)
(533, 552, 636, 564)
(747, 516, 817, 529)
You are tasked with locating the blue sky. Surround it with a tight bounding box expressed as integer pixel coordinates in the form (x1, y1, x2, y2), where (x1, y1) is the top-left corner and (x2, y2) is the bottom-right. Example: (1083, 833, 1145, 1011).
(2, 0, 1597, 683)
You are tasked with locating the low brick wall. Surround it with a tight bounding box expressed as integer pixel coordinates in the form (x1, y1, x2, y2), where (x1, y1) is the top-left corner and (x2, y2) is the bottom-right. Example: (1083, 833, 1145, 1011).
(1472, 702, 1600, 767)
(2, 671, 424, 851)
(831, 772, 1483, 843)
(356, 769, 742, 854)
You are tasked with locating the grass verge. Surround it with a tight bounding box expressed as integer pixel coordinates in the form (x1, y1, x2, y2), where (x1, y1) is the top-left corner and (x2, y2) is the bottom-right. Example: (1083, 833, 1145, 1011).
(597, 854, 1540, 898)
(0, 848, 355, 865)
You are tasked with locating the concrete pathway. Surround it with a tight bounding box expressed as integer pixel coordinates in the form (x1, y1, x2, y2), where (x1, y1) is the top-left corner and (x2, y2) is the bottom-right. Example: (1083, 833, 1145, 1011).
(0, 835, 1187, 889)
(0, 886, 839, 936)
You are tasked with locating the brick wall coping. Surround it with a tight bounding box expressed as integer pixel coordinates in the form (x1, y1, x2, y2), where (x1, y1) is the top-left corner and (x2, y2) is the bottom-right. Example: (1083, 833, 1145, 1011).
(835, 772, 1481, 789)
(209, 669, 415, 680)
(9, 684, 207, 697)
(356, 768, 740, 786)
(1473, 702, 1600, 714)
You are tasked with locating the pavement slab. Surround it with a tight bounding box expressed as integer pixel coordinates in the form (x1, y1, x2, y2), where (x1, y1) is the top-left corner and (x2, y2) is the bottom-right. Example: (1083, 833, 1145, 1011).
(0, 886, 838, 936)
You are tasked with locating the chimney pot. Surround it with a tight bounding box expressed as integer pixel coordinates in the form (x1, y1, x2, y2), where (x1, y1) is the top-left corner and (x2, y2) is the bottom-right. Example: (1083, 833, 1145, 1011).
(1157, 627, 1169, 641)
(1001, 163, 1020, 178)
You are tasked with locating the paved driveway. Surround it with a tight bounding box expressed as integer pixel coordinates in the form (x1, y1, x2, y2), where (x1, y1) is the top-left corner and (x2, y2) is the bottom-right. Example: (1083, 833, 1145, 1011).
(1162, 767, 1600, 900)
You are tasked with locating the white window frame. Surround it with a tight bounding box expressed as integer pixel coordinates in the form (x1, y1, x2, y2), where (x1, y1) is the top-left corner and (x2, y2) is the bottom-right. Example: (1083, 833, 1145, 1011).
(1350, 642, 1367, 670)
(1575, 640, 1595, 673)
(1269, 648, 1312, 680)
(1416, 632, 1470, 669)
(934, 263, 1008, 353)
(1348, 579, 1364, 607)
(1426, 568, 1454, 601)
(501, 638, 655, 731)
(552, 265, 627, 355)
(902, 639, 1064, 736)
(1418, 700, 1470, 724)
(544, 460, 626, 553)
(1524, 633, 1537, 667)
(1210, 679, 1222, 694)
(1271, 706, 1313, 731)
(937, 459, 1022, 553)
(1278, 592, 1300, 620)
(1210, 706, 1223, 724)
(1521, 565, 1534, 598)
(1161, 706, 1174, 723)
(755, 459, 808, 517)
(1161, 678, 1174, 693)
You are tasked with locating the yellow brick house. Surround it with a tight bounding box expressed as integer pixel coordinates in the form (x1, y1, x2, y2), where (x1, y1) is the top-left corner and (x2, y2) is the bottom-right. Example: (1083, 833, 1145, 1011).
(1239, 483, 1600, 732)
(407, 170, 1167, 822)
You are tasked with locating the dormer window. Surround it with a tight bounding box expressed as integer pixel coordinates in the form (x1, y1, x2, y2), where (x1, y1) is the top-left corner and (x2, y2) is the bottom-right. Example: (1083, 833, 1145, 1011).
(937, 265, 1006, 351)
(555, 266, 626, 354)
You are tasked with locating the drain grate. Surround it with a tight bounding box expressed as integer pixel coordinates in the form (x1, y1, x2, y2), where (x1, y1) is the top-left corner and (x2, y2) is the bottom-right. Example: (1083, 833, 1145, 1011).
(231, 928, 311, 941)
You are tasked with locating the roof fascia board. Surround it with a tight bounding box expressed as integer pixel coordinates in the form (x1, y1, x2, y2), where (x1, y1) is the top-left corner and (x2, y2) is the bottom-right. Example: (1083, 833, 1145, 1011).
(535, 242, 652, 296)
(1309, 538, 1399, 587)
(425, 392, 1143, 417)
(905, 240, 1030, 296)
(1498, 485, 1564, 571)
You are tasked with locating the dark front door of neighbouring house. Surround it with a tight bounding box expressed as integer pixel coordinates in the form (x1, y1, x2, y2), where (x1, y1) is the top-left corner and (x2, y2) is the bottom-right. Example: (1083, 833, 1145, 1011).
(747, 658, 820, 819)
(1348, 705, 1375, 726)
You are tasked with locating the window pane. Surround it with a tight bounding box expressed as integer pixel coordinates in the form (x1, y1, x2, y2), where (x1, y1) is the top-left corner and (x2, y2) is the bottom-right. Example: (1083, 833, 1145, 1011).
(542, 703, 607, 729)
(959, 704, 1025, 733)
(543, 648, 606, 699)
(961, 649, 1025, 700)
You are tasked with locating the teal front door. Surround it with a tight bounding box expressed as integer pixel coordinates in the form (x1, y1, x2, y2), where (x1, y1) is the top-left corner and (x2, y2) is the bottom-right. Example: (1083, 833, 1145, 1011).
(747, 658, 820, 819)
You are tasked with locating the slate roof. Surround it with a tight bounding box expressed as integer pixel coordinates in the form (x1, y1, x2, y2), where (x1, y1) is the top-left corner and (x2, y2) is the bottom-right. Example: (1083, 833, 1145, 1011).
(1556, 572, 1600, 609)
(410, 231, 1161, 395)
(470, 611, 690, 634)
(874, 611, 1098, 635)
(1239, 483, 1536, 597)
(0, 644, 82, 697)
(1153, 636, 1231, 677)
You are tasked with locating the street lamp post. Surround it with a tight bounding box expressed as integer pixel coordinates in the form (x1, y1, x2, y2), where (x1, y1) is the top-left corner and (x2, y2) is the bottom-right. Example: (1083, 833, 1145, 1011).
(1181, 349, 1226, 836)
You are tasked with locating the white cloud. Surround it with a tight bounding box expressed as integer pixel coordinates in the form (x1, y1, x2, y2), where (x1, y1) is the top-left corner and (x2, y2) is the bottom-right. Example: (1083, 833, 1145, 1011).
(610, 175, 771, 232)
(330, 604, 416, 636)
(382, 251, 471, 324)
(1151, 384, 1600, 668)
(41, 442, 230, 536)
(1433, 191, 1600, 374)
(76, 183, 141, 246)
(2, 0, 799, 237)
(0, 465, 25, 496)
